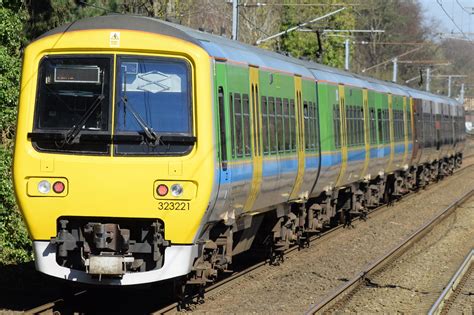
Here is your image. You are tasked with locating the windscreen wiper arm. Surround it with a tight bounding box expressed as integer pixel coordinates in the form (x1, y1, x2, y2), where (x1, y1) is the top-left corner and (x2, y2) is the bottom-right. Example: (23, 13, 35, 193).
(64, 70, 106, 145)
(120, 67, 160, 145)
(120, 96, 160, 145)
(64, 94, 104, 144)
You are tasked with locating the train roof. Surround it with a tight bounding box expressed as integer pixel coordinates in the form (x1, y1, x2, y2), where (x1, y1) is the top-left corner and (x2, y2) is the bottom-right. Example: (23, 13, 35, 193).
(38, 14, 461, 106)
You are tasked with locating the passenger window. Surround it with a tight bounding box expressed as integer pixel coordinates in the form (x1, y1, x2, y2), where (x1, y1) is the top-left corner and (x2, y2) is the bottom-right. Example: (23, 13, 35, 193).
(283, 98, 290, 151)
(360, 107, 364, 145)
(269, 97, 277, 154)
(218, 87, 227, 167)
(229, 93, 235, 158)
(304, 102, 310, 150)
(254, 86, 261, 156)
(334, 104, 341, 148)
(261, 96, 269, 155)
(370, 108, 376, 145)
(313, 102, 320, 150)
(290, 99, 296, 152)
(276, 98, 284, 153)
(234, 93, 243, 157)
(377, 109, 383, 144)
(407, 108, 412, 138)
(242, 94, 251, 157)
(348, 106, 354, 146)
(310, 102, 316, 150)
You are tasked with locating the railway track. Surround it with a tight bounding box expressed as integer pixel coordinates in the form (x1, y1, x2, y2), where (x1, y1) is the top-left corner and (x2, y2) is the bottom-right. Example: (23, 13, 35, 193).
(24, 289, 87, 315)
(24, 162, 474, 314)
(153, 164, 474, 314)
(428, 249, 473, 315)
(305, 188, 474, 314)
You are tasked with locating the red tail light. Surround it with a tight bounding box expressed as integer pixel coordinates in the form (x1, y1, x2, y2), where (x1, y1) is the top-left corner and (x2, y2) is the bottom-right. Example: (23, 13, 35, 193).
(53, 181, 65, 193)
(156, 184, 168, 196)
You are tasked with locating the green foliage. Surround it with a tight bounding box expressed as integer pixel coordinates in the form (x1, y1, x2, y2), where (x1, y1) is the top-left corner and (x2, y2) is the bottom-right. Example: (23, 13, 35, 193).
(0, 4, 26, 110)
(0, 2, 32, 265)
(0, 145, 32, 264)
(0, 48, 21, 119)
(27, 0, 116, 39)
(279, 0, 355, 68)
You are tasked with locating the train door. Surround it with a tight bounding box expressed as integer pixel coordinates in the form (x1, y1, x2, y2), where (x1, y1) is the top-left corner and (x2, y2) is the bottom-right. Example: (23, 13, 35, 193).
(335, 84, 348, 186)
(217, 86, 229, 172)
(414, 98, 424, 164)
(289, 75, 305, 200)
(360, 88, 370, 178)
(402, 96, 409, 165)
(212, 61, 233, 217)
(243, 66, 263, 211)
(435, 103, 441, 151)
(386, 94, 395, 172)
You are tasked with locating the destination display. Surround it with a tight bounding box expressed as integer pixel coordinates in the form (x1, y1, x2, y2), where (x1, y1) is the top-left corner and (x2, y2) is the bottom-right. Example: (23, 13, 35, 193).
(54, 65, 101, 84)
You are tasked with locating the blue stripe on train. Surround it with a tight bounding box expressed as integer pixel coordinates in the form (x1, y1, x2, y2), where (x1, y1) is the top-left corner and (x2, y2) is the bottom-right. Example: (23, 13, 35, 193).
(225, 143, 413, 183)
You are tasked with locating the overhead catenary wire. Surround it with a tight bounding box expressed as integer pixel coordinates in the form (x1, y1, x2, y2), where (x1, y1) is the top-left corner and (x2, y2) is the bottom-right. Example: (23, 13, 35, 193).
(455, 0, 472, 15)
(240, 2, 359, 7)
(255, 7, 346, 45)
(361, 46, 422, 73)
(238, 10, 272, 38)
(454, 0, 474, 38)
(436, 0, 474, 45)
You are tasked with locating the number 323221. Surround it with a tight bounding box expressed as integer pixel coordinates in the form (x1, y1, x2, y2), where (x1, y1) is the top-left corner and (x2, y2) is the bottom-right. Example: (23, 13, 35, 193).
(158, 201, 190, 210)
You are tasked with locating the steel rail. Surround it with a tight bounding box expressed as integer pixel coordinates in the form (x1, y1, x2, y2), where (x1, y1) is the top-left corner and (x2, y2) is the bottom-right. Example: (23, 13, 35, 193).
(24, 289, 87, 315)
(428, 249, 474, 315)
(154, 164, 474, 314)
(305, 188, 474, 314)
(25, 301, 59, 315)
(154, 213, 365, 314)
(154, 189, 412, 314)
(25, 161, 474, 314)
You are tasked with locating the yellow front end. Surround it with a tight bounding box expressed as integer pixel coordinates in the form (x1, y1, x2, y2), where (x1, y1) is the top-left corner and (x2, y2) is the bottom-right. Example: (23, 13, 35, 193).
(13, 27, 215, 284)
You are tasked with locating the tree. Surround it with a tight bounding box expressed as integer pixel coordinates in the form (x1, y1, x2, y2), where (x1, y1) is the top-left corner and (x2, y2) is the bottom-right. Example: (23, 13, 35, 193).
(352, 0, 435, 83)
(435, 39, 474, 97)
(278, 0, 356, 68)
(0, 0, 31, 264)
(26, 0, 121, 39)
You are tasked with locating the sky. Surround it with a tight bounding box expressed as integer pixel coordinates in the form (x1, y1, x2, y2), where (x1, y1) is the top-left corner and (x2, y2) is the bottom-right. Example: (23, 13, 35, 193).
(419, 0, 474, 39)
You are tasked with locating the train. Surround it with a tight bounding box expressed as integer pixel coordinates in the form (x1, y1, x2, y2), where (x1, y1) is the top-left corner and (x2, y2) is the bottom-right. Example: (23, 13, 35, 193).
(13, 15, 465, 287)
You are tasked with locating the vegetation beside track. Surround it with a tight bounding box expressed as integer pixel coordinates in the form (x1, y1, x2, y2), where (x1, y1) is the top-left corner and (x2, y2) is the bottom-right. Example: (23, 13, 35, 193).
(0, 0, 31, 264)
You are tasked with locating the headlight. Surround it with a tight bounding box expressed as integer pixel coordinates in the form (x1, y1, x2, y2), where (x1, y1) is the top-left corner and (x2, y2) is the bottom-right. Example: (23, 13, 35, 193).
(170, 184, 183, 197)
(37, 180, 51, 194)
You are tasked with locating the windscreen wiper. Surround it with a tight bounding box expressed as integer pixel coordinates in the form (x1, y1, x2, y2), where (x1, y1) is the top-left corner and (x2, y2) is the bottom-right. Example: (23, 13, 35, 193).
(120, 96, 160, 145)
(64, 70, 106, 145)
(64, 94, 104, 144)
(120, 68, 160, 145)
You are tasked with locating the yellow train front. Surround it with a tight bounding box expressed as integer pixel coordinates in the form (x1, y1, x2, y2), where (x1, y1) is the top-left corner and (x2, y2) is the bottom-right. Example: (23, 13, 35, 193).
(14, 16, 216, 285)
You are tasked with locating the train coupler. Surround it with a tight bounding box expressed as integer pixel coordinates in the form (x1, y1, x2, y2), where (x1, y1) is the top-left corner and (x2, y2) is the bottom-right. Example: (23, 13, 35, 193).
(85, 254, 134, 276)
